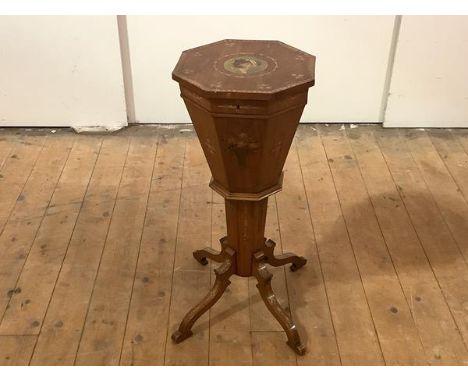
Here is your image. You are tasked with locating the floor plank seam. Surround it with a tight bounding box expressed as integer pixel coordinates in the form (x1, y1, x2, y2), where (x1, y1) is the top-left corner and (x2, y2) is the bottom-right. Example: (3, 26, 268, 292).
(294, 136, 342, 366)
(0, 139, 15, 170)
(374, 129, 468, 357)
(413, 135, 468, 268)
(426, 131, 468, 268)
(2, 126, 468, 365)
(317, 126, 387, 365)
(28, 136, 102, 365)
(344, 127, 428, 364)
(70, 136, 132, 365)
(118, 135, 160, 365)
(0, 135, 48, 237)
(273, 194, 298, 366)
(162, 138, 187, 365)
(0, 135, 75, 330)
(428, 132, 468, 207)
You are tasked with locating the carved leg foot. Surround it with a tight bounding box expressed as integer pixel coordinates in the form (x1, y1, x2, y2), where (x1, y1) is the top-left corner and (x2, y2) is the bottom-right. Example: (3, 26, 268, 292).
(172, 247, 235, 344)
(263, 239, 307, 272)
(253, 251, 306, 356)
(193, 248, 222, 265)
(193, 236, 229, 265)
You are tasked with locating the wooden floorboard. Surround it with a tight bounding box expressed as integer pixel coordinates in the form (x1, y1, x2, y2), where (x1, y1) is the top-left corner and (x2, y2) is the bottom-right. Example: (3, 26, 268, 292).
(0, 135, 46, 233)
(296, 127, 384, 365)
(347, 127, 468, 365)
(0, 133, 17, 170)
(208, 193, 253, 366)
(276, 146, 340, 365)
(375, 128, 468, 365)
(30, 134, 129, 365)
(0, 125, 467, 365)
(75, 133, 158, 365)
(163, 132, 212, 365)
(0, 135, 75, 328)
(0, 135, 98, 336)
(404, 130, 468, 266)
(319, 126, 427, 365)
(120, 131, 186, 366)
(249, 197, 295, 365)
(0, 335, 37, 365)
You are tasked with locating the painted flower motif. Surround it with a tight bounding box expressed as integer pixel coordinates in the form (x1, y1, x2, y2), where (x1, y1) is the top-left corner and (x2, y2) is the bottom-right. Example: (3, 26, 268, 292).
(210, 81, 223, 89)
(227, 133, 260, 152)
(204, 138, 216, 155)
(258, 83, 272, 90)
(291, 73, 305, 79)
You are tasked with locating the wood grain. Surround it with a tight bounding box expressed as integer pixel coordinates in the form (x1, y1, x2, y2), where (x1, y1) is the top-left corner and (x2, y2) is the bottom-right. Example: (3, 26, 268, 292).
(296, 127, 384, 365)
(120, 132, 186, 365)
(0, 335, 36, 365)
(404, 130, 468, 265)
(164, 132, 212, 365)
(209, 193, 252, 365)
(0, 135, 76, 327)
(0, 135, 98, 335)
(376, 128, 468, 364)
(347, 126, 468, 365)
(276, 146, 340, 365)
(0, 125, 467, 365)
(74, 134, 158, 365)
(0, 135, 46, 232)
(319, 126, 426, 365)
(30, 135, 130, 365)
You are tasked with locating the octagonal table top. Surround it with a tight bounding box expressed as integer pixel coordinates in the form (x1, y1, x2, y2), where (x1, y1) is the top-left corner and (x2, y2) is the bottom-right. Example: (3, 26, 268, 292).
(172, 39, 315, 100)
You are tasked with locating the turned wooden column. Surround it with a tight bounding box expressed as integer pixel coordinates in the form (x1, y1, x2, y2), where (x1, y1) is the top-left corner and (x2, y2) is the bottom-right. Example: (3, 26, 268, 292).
(170, 39, 315, 355)
(224, 198, 268, 276)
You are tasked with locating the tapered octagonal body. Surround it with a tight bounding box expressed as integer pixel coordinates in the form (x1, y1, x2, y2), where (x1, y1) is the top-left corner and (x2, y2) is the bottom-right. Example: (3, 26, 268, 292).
(173, 39, 315, 200)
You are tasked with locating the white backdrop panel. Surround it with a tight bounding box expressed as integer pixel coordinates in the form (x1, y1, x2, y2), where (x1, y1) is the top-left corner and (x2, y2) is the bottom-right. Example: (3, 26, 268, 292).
(127, 15, 395, 123)
(384, 16, 468, 128)
(0, 16, 127, 127)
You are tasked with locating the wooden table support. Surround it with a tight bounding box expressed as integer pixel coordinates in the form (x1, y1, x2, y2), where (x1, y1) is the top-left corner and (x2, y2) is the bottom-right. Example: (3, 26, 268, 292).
(170, 39, 316, 355)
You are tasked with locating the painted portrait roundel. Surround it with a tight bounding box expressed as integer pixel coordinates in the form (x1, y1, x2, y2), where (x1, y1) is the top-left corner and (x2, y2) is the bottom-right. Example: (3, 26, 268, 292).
(214, 53, 278, 77)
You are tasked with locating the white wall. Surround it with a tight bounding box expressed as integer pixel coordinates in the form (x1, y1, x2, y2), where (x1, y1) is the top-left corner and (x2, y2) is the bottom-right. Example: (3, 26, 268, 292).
(126, 15, 396, 123)
(1, 16, 468, 128)
(0, 16, 127, 128)
(384, 16, 468, 128)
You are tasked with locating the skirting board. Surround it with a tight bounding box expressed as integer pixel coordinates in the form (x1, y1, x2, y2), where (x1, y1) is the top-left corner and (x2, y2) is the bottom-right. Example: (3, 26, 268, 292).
(70, 123, 127, 134)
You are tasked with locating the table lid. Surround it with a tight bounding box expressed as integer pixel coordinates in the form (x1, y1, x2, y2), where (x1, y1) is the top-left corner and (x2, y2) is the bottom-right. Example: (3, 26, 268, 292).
(172, 39, 315, 100)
